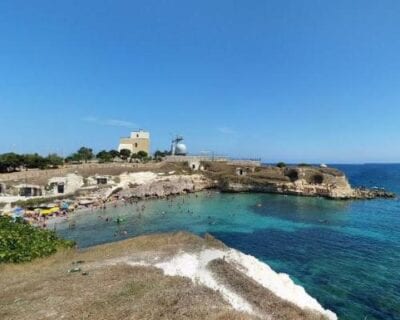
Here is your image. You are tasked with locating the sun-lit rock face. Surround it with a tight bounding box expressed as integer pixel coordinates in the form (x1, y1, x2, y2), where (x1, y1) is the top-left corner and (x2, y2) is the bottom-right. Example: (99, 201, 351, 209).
(93, 232, 336, 320)
(216, 165, 359, 199)
(117, 173, 213, 199)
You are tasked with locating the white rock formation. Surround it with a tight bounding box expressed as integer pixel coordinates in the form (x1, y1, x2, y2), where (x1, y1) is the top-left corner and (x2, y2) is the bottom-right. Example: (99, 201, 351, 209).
(111, 247, 337, 320)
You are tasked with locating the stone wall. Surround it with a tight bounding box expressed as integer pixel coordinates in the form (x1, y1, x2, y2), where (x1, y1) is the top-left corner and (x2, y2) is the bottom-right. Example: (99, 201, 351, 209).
(0, 163, 149, 183)
(163, 156, 261, 167)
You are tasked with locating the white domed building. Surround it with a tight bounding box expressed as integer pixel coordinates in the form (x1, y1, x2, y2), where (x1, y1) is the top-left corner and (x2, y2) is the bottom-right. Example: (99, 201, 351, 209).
(174, 142, 187, 155)
(171, 136, 187, 156)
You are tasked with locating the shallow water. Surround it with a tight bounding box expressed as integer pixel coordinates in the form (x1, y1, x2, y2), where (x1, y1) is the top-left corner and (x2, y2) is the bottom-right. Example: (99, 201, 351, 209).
(55, 164, 400, 320)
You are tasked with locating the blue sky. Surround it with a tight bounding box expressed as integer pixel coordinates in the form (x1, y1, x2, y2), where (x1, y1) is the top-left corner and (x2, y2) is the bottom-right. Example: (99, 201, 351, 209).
(0, 0, 399, 163)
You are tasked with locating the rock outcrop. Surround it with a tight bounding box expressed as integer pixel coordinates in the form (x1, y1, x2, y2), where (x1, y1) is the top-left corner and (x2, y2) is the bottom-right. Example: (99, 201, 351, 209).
(118, 173, 214, 199)
(352, 187, 395, 199)
(114, 165, 395, 201)
(213, 165, 395, 200)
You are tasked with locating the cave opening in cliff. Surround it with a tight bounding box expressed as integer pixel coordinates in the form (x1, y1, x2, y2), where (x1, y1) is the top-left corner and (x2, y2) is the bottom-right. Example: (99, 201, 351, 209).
(311, 174, 324, 184)
(286, 169, 299, 182)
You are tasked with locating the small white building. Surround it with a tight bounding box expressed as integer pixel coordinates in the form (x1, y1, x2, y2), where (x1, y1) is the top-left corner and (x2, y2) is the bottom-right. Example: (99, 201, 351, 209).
(188, 160, 201, 171)
(86, 175, 115, 186)
(48, 173, 84, 195)
(14, 184, 43, 197)
(235, 167, 255, 176)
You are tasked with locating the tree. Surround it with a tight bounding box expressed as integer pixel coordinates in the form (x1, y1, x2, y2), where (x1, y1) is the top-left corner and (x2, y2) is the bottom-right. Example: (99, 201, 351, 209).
(109, 149, 120, 158)
(119, 149, 131, 160)
(46, 153, 64, 167)
(0, 153, 23, 172)
(96, 150, 113, 163)
(22, 153, 48, 169)
(65, 153, 83, 163)
(154, 150, 170, 159)
(137, 151, 148, 159)
(77, 147, 93, 163)
(0, 152, 64, 171)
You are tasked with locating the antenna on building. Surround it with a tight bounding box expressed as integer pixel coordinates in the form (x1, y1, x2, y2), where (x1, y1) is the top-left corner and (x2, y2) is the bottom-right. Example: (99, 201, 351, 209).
(171, 135, 187, 156)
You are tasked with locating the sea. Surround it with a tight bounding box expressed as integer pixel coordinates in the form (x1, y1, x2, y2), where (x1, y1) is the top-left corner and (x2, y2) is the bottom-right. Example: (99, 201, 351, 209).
(55, 164, 400, 320)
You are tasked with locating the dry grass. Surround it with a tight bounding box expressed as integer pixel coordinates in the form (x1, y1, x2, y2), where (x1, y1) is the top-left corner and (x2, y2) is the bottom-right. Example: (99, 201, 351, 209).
(208, 259, 329, 320)
(0, 232, 330, 320)
(0, 263, 249, 320)
(0, 232, 252, 320)
(203, 162, 288, 186)
(203, 162, 346, 191)
(250, 167, 289, 182)
(1, 162, 191, 186)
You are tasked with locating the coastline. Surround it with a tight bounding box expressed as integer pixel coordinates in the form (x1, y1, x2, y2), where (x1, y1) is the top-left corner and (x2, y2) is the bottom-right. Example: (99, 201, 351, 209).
(0, 231, 336, 320)
(2, 162, 394, 231)
(2, 162, 398, 319)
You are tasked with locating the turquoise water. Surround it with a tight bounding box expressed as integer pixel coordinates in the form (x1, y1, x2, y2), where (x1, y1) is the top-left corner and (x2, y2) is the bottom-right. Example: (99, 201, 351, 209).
(55, 164, 400, 320)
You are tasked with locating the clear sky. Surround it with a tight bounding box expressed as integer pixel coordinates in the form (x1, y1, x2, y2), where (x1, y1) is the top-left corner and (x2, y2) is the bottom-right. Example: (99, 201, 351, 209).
(1, 0, 399, 163)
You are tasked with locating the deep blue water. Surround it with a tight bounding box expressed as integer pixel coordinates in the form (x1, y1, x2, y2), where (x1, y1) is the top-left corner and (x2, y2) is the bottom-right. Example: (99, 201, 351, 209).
(55, 164, 400, 320)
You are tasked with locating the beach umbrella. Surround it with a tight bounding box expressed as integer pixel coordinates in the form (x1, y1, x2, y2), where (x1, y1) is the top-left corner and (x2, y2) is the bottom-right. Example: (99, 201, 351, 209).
(61, 202, 69, 210)
(12, 207, 25, 218)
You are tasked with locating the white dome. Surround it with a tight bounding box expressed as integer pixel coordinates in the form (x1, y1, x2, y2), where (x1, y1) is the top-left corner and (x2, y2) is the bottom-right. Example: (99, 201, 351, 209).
(175, 143, 187, 155)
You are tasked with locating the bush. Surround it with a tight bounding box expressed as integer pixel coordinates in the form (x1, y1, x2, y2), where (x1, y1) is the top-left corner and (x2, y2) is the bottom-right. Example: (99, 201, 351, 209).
(0, 216, 75, 263)
(276, 162, 286, 168)
(298, 163, 311, 167)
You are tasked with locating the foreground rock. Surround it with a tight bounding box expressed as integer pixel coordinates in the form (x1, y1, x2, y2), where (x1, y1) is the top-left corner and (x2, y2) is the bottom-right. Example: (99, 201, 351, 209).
(0, 232, 335, 320)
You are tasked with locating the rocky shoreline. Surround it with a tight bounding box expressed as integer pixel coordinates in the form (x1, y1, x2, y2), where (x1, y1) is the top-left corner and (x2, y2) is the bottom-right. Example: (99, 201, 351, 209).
(219, 182, 395, 200)
(69, 168, 395, 208)
(116, 173, 214, 199)
(208, 163, 395, 200)
(0, 162, 395, 218)
(105, 163, 395, 202)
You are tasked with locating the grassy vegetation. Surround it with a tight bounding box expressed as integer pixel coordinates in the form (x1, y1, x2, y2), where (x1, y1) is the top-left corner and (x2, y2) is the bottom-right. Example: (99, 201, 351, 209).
(0, 216, 74, 263)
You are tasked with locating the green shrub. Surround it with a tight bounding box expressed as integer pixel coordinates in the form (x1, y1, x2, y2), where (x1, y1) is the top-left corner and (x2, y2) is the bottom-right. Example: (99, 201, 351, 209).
(298, 163, 311, 167)
(0, 216, 75, 263)
(276, 162, 286, 168)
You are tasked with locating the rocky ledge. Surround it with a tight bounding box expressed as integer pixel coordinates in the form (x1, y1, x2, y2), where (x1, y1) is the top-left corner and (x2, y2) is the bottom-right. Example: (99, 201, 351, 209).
(352, 187, 395, 199)
(109, 165, 395, 201)
(113, 172, 214, 199)
(206, 163, 395, 200)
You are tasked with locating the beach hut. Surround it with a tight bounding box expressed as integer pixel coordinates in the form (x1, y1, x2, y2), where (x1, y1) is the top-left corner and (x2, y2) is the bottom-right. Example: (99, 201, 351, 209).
(14, 184, 43, 197)
(96, 176, 109, 185)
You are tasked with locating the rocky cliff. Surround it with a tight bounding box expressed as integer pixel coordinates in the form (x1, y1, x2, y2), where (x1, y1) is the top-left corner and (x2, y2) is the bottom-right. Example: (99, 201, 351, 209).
(113, 165, 394, 201)
(207, 164, 395, 200)
(117, 173, 214, 199)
